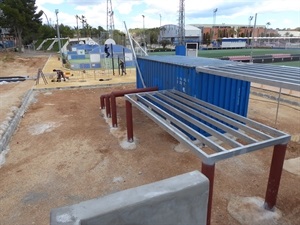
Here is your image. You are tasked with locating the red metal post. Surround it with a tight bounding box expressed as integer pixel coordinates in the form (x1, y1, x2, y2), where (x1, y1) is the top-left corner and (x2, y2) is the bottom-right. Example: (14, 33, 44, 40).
(264, 144, 287, 211)
(111, 94, 117, 127)
(105, 95, 111, 118)
(100, 95, 105, 109)
(201, 162, 215, 225)
(110, 87, 158, 128)
(125, 100, 133, 142)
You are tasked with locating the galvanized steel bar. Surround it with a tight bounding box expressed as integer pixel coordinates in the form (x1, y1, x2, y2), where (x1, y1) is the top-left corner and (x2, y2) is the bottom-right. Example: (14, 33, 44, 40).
(136, 94, 226, 153)
(209, 136, 290, 162)
(171, 90, 285, 137)
(125, 90, 290, 164)
(215, 66, 300, 83)
(169, 90, 277, 139)
(151, 93, 243, 148)
(125, 94, 212, 161)
(163, 91, 261, 143)
(123, 21, 146, 88)
(196, 66, 300, 91)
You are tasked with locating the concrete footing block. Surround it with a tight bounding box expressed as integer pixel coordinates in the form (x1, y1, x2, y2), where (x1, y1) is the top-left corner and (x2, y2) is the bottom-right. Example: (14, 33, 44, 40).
(50, 170, 209, 225)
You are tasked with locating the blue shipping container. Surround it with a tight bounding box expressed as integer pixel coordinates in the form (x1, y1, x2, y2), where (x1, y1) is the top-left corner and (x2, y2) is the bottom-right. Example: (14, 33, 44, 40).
(136, 55, 250, 117)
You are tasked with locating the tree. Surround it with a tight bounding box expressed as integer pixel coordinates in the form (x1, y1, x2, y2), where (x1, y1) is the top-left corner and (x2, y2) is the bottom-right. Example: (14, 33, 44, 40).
(112, 29, 126, 45)
(204, 32, 211, 45)
(228, 28, 235, 37)
(159, 39, 171, 48)
(0, 0, 42, 51)
(147, 27, 159, 44)
(37, 24, 56, 40)
(236, 27, 241, 37)
(59, 24, 74, 38)
(218, 29, 223, 38)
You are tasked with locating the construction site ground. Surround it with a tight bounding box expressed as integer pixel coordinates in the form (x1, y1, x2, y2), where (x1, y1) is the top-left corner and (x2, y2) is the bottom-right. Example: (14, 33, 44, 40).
(0, 51, 299, 225)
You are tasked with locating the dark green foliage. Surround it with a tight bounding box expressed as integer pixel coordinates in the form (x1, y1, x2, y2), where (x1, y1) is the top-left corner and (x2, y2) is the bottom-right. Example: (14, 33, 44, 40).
(159, 39, 171, 48)
(147, 27, 159, 44)
(38, 24, 56, 40)
(59, 24, 74, 38)
(0, 0, 42, 50)
(112, 29, 126, 45)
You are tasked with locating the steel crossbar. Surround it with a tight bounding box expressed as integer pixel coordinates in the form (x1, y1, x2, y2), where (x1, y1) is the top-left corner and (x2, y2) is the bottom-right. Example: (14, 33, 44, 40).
(125, 89, 290, 165)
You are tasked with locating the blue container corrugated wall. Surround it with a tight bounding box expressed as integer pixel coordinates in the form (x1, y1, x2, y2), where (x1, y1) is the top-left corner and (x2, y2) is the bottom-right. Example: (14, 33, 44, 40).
(175, 45, 186, 56)
(136, 56, 250, 117)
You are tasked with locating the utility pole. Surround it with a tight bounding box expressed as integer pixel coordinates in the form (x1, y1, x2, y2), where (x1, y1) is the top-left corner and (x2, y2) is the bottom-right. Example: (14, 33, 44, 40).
(55, 9, 63, 66)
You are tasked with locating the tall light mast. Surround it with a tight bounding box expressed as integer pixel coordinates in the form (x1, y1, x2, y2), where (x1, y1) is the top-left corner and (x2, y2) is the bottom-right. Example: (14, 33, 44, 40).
(212, 8, 218, 40)
(178, 0, 185, 45)
(107, 0, 115, 39)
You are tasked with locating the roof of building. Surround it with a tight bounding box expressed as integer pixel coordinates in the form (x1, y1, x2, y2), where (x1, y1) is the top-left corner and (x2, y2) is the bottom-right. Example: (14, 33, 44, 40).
(191, 23, 266, 28)
(161, 24, 201, 31)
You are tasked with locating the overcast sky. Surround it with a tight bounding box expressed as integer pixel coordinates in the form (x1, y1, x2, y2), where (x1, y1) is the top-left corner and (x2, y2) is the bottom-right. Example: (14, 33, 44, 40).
(36, 0, 300, 31)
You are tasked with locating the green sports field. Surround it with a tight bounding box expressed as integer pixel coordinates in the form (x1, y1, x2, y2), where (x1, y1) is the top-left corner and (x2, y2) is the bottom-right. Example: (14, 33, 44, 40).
(149, 48, 299, 57)
(148, 48, 300, 67)
(198, 48, 300, 58)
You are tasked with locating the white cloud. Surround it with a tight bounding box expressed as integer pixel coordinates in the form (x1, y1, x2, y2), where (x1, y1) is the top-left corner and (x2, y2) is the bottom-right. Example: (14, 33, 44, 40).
(36, 0, 300, 30)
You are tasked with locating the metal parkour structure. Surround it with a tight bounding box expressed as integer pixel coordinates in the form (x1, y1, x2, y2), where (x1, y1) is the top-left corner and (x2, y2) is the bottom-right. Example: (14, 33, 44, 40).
(107, 0, 115, 39)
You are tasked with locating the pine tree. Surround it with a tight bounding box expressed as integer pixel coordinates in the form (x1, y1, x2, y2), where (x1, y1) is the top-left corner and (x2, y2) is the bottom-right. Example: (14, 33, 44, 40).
(0, 0, 42, 51)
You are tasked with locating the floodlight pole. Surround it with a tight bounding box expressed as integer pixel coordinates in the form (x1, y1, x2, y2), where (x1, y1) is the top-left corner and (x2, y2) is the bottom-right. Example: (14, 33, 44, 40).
(82, 16, 86, 37)
(266, 22, 271, 43)
(159, 14, 162, 27)
(76, 15, 80, 41)
(248, 16, 253, 46)
(212, 8, 217, 42)
(42, 11, 50, 26)
(250, 13, 257, 63)
(55, 9, 63, 66)
(142, 15, 145, 47)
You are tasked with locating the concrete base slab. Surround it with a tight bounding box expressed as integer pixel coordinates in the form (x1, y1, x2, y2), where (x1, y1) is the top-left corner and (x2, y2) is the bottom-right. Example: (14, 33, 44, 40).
(227, 196, 282, 225)
(284, 157, 300, 176)
(50, 170, 209, 225)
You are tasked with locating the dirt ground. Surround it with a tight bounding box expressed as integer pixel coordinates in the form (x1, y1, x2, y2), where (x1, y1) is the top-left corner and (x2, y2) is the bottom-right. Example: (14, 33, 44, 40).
(0, 51, 299, 225)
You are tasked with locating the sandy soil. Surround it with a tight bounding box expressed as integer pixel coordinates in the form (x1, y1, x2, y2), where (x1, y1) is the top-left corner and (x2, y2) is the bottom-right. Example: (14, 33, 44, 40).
(0, 51, 299, 225)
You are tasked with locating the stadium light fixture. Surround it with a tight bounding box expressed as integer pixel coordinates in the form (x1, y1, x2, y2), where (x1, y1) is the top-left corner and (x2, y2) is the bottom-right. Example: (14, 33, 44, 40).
(55, 9, 63, 65)
(142, 15, 145, 46)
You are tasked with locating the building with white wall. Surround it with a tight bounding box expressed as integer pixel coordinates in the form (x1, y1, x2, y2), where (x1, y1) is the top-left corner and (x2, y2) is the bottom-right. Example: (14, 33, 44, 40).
(159, 24, 202, 45)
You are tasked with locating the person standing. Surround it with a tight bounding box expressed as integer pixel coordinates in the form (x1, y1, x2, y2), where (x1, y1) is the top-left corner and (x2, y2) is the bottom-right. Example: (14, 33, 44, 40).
(104, 44, 110, 58)
(119, 59, 126, 75)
